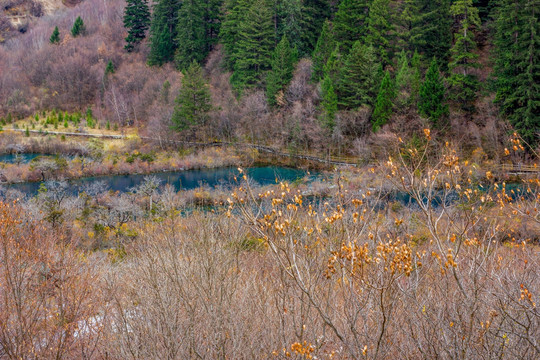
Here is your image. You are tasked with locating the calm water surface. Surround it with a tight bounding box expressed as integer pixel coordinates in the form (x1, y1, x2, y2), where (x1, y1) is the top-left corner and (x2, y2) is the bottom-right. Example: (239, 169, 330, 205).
(7, 166, 312, 196)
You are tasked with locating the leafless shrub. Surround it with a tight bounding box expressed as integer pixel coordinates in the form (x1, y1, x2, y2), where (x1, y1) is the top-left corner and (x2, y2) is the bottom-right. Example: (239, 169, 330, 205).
(285, 58, 313, 103)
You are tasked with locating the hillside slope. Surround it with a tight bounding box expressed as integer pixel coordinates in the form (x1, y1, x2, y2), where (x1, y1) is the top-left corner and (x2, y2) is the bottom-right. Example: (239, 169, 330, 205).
(0, 0, 82, 40)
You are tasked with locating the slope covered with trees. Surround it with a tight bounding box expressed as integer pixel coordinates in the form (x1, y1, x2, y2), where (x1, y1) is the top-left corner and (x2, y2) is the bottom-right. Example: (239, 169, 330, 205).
(0, 0, 538, 155)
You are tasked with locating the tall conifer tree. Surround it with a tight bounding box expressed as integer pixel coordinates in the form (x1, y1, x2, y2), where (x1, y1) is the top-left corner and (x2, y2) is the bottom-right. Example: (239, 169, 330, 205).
(311, 20, 335, 81)
(123, 0, 151, 52)
(266, 36, 298, 107)
(230, 0, 274, 91)
(448, 0, 481, 110)
(300, 0, 331, 54)
(220, 0, 251, 71)
(339, 42, 378, 109)
(410, 0, 452, 65)
(419, 58, 448, 126)
(204, 0, 223, 47)
(395, 50, 412, 105)
(275, 0, 303, 53)
(171, 61, 212, 136)
(372, 70, 395, 131)
(494, 0, 539, 146)
(323, 46, 344, 99)
(148, 0, 181, 66)
(366, 0, 394, 65)
(410, 50, 422, 104)
(321, 75, 338, 129)
(175, 0, 207, 70)
(397, 0, 417, 51)
(333, 0, 370, 51)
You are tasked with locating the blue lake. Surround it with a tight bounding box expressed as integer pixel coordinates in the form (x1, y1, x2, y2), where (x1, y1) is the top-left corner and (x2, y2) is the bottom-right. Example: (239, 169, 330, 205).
(6, 166, 312, 196)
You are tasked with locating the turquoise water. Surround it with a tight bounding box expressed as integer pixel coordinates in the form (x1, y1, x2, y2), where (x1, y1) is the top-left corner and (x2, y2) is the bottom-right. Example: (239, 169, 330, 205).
(0, 153, 43, 163)
(7, 166, 312, 196)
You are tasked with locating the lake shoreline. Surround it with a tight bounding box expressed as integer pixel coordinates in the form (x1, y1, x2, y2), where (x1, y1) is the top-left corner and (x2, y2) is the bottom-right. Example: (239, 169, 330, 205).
(0, 142, 335, 185)
(4, 166, 316, 197)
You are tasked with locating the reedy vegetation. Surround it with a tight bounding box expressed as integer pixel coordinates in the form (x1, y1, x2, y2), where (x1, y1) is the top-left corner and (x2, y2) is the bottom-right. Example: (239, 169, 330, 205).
(0, 131, 538, 359)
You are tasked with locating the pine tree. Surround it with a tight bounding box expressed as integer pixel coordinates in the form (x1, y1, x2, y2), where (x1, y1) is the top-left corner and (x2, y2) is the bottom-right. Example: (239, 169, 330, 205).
(50, 26, 60, 44)
(372, 70, 395, 131)
(395, 50, 412, 105)
(410, 0, 452, 65)
(419, 58, 448, 126)
(71, 16, 86, 37)
(366, 0, 394, 65)
(397, 0, 417, 51)
(171, 61, 212, 135)
(275, 0, 303, 54)
(175, 0, 207, 70)
(410, 50, 422, 103)
(220, 0, 252, 71)
(266, 36, 298, 107)
(105, 61, 115, 75)
(148, 0, 181, 66)
(123, 0, 151, 52)
(322, 45, 344, 98)
(203, 0, 223, 49)
(338, 41, 378, 109)
(311, 20, 335, 81)
(300, 0, 331, 55)
(448, 0, 481, 110)
(320, 74, 338, 129)
(333, 0, 370, 51)
(230, 0, 274, 91)
(494, 0, 539, 146)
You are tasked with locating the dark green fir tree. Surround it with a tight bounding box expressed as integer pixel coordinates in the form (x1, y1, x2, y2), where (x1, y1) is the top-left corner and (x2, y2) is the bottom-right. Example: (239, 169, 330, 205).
(71, 16, 86, 37)
(322, 45, 344, 99)
(410, 50, 422, 104)
(147, 0, 181, 66)
(333, 0, 370, 51)
(123, 0, 151, 52)
(419, 58, 448, 126)
(494, 0, 539, 146)
(230, 0, 274, 91)
(220, 0, 252, 71)
(339, 41, 378, 109)
(275, 0, 303, 53)
(372, 70, 395, 131)
(266, 36, 298, 107)
(320, 74, 338, 130)
(50, 26, 60, 44)
(175, 0, 207, 70)
(409, 0, 452, 66)
(311, 20, 335, 81)
(203, 0, 223, 47)
(171, 61, 212, 136)
(366, 0, 394, 65)
(448, 0, 481, 111)
(300, 0, 331, 55)
(395, 50, 412, 105)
